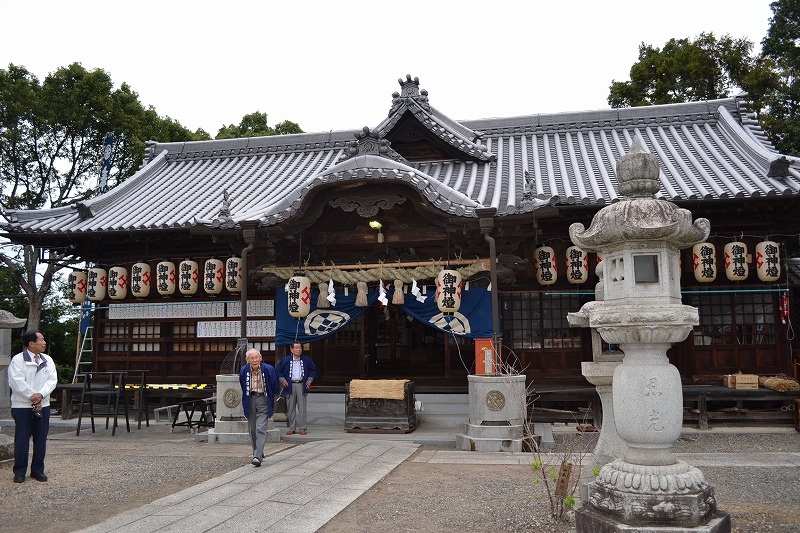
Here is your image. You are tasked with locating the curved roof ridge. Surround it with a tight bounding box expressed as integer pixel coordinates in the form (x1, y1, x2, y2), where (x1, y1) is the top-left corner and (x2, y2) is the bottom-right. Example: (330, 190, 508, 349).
(717, 105, 798, 182)
(218, 153, 480, 227)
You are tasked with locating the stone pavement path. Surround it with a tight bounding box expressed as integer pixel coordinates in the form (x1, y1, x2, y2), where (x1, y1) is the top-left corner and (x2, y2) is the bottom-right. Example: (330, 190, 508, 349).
(77, 439, 419, 533)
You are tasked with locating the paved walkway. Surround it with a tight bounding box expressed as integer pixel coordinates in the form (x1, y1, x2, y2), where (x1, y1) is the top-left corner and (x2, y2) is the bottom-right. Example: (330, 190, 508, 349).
(70, 424, 800, 533)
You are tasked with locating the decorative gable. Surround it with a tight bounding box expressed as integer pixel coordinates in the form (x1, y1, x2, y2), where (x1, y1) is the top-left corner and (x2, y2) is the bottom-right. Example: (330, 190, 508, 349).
(377, 75, 495, 163)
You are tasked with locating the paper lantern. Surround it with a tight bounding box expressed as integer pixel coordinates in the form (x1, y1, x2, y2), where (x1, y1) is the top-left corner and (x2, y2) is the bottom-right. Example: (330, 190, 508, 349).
(107, 266, 129, 300)
(755, 241, 780, 282)
(534, 246, 557, 286)
(203, 259, 224, 295)
(87, 267, 107, 301)
(287, 275, 311, 318)
(225, 256, 243, 292)
(67, 271, 88, 304)
(156, 261, 176, 296)
(724, 242, 748, 281)
(566, 246, 588, 284)
(435, 269, 462, 313)
(179, 259, 199, 295)
(692, 243, 716, 283)
(131, 262, 151, 298)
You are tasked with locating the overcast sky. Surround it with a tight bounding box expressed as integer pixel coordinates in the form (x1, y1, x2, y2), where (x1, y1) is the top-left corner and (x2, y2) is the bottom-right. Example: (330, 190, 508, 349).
(2, 1, 775, 136)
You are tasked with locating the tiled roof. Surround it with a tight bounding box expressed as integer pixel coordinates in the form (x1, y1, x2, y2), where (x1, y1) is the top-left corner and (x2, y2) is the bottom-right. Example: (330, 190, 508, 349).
(4, 79, 799, 236)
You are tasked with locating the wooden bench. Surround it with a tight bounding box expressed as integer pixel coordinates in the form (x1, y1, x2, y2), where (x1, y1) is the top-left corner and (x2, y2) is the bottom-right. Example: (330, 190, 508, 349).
(682, 385, 800, 429)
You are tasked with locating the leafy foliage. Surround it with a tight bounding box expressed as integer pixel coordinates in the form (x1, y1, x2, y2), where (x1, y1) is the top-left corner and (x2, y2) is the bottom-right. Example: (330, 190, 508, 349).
(215, 111, 303, 139)
(760, 0, 800, 155)
(608, 33, 777, 110)
(0, 62, 207, 330)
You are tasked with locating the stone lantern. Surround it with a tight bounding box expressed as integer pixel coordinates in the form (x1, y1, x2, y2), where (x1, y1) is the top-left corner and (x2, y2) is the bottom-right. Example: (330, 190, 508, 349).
(569, 140, 729, 531)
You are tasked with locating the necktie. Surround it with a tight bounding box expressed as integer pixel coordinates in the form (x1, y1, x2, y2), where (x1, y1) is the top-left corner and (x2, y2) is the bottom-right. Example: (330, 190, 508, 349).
(34, 354, 41, 365)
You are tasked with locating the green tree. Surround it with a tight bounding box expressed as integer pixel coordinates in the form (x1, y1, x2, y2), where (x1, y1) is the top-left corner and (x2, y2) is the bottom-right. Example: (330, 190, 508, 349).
(760, 0, 800, 155)
(215, 111, 303, 139)
(608, 33, 778, 113)
(0, 63, 205, 330)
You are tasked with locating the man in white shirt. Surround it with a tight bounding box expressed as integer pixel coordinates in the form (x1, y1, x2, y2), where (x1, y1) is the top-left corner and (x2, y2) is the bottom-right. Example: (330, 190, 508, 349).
(8, 330, 58, 483)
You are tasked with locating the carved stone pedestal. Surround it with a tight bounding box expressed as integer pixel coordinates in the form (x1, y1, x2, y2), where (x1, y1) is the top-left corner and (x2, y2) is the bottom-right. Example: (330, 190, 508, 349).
(455, 374, 526, 452)
(207, 374, 280, 444)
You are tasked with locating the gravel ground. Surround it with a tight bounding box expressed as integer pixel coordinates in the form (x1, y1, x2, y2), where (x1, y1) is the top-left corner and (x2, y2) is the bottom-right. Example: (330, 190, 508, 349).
(1, 408, 799, 533)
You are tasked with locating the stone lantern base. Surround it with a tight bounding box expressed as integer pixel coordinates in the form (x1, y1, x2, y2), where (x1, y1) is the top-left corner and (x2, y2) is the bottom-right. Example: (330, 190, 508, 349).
(576, 506, 730, 532)
(577, 458, 731, 532)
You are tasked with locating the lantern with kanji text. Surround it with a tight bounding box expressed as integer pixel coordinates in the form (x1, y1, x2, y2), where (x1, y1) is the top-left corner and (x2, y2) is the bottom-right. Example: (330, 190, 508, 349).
(156, 261, 176, 296)
(67, 271, 88, 304)
(87, 267, 107, 301)
(179, 259, 199, 295)
(755, 241, 780, 282)
(566, 246, 588, 284)
(534, 245, 557, 285)
(204, 259, 224, 295)
(225, 256, 243, 292)
(435, 269, 462, 313)
(692, 243, 716, 282)
(287, 275, 311, 318)
(724, 242, 748, 281)
(131, 262, 151, 298)
(107, 266, 129, 300)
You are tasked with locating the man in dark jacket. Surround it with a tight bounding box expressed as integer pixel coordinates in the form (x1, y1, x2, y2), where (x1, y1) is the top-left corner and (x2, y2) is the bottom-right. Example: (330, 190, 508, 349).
(276, 342, 317, 435)
(239, 349, 278, 466)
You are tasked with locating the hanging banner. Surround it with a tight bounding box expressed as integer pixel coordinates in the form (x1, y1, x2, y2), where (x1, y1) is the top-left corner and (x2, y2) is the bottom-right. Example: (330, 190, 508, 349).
(724, 242, 748, 281)
(535, 246, 557, 285)
(755, 241, 780, 282)
(692, 243, 716, 282)
(97, 132, 114, 195)
(566, 246, 588, 284)
(276, 285, 493, 346)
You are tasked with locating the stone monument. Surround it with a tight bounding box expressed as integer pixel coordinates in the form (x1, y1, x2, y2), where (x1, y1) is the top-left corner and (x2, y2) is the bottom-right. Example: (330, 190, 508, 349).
(455, 374, 526, 452)
(569, 140, 730, 531)
(207, 340, 280, 444)
(0, 310, 26, 410)
(0, 310, 26, 459)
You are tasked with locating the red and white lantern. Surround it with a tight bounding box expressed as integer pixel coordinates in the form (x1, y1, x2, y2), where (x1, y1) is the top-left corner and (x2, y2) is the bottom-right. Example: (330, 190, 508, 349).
(204, 259, 224, 295)
(755, 241, 780, 282)
(692, 243, 716, 283)
(156, 261, 176, 296)
(566, 246, 588, 284)
(67, 271, 88, 304)
(225, 256, 243, 292)
(131, 262, 151, 298)
(87, 267, 107, 301)
(179, 259, 199, 295)
(724, 242, 748, 281)
(287, 275, 311, 318)
(107, 266, 128, 300)
(435, 269, 462, 313)
(534, 246, 557, 286)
